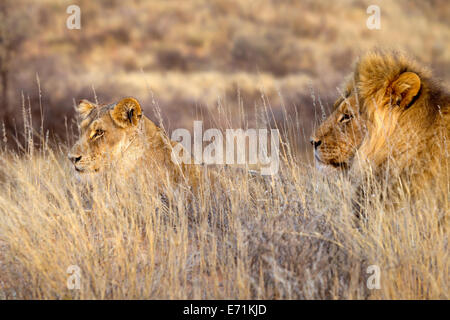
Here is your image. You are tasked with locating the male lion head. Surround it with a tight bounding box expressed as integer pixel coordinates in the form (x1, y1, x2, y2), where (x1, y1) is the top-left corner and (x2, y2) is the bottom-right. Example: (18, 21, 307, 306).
(68, 97, 144, 174)
(310, 82, 366, 173)
(313, 50, 450, 190)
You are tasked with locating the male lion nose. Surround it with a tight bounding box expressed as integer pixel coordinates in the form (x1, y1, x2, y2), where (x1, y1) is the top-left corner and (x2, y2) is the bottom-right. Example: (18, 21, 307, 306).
(310, 138, 322, 149)
(69, 154, 82, 164)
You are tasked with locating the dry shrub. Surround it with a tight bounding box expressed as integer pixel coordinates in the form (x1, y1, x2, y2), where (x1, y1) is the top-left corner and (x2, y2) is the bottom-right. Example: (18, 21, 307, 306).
(231, 31, 316, 76)
(156, 48, 188, 71)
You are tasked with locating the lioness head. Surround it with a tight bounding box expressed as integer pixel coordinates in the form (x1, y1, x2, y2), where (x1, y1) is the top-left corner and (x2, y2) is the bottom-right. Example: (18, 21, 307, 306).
(68, 97, 143, 174)
(310, 83, 366, 172)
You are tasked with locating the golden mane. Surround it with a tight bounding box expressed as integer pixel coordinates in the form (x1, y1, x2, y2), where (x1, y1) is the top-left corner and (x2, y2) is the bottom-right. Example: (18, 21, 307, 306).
(351, 50, 450, 190)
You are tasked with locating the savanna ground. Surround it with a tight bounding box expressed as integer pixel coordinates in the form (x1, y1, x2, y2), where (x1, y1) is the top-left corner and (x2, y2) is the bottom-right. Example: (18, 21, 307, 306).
(0, 0, 449, 299)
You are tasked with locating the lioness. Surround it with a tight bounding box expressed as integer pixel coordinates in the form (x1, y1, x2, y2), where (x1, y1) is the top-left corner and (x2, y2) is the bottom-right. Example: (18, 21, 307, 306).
(68, 97, 199, 188)
(311, 50, 450, 192)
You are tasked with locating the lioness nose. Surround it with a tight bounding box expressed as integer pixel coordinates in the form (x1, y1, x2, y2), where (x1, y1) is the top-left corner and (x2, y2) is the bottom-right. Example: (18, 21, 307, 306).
(69, 154, 82, 164)
(310, 138, 322, 149)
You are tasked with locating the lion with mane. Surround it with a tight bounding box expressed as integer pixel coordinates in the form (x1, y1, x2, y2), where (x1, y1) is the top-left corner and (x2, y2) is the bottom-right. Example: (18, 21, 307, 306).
(312, 50, 449, 196)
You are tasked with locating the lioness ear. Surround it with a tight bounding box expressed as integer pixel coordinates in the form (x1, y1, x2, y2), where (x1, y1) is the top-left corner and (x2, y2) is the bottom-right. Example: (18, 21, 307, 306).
(110, 97, 143, 128)
(390, 72, 421, 108)
(76, 99, 97, 116)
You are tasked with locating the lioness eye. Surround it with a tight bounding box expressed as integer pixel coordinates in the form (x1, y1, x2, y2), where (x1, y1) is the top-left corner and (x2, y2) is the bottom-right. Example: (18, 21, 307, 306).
(91, 129, 105, 140)
(340, 114, 353, 123)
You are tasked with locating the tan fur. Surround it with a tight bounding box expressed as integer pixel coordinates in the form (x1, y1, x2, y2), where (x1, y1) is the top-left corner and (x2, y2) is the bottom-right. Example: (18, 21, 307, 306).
(310, 87, 366, 173)
(313, 50, 450, 195)
(352, 51, 450, 192)
(69, 97, 201, 189)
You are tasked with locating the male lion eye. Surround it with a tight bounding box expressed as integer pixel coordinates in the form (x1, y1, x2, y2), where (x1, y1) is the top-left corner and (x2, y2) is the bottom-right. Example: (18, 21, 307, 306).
(340, 114, 353, 123)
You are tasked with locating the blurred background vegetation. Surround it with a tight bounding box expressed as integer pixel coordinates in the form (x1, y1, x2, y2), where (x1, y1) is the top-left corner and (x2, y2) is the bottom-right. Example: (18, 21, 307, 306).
(0, 0, 449, 153)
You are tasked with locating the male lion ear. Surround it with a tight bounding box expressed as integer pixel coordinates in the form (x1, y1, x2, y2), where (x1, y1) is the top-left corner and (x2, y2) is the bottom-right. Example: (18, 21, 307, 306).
(390, 72, 421, 108)
(110, 97, 143, 128)
(76, 99, 97, 116)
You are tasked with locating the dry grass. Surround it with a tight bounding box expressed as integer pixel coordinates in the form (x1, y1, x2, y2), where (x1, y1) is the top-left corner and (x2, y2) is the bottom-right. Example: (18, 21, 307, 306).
(0, 0, 448, 301)
(0, 101, 447, 300)
(3, 0, 450, 148)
